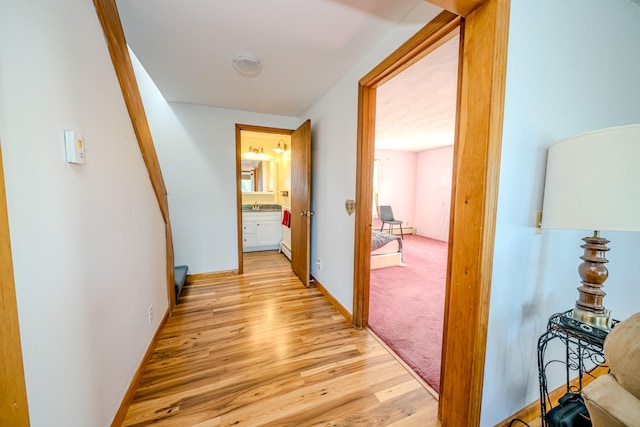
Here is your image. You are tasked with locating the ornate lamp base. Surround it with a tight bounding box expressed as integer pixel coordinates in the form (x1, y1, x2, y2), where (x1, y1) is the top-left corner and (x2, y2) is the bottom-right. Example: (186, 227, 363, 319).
(570, 231, 612, 331)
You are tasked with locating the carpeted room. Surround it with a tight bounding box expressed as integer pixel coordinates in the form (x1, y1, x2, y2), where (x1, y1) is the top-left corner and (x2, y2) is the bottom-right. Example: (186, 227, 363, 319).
(369, 147, 454, 393)
(369, 233, 448, 393)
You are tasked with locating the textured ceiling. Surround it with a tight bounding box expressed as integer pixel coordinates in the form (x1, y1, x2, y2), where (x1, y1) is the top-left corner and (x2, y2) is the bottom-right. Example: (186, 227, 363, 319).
(375, 34, 459, 151)
(117, 0, 455, 152)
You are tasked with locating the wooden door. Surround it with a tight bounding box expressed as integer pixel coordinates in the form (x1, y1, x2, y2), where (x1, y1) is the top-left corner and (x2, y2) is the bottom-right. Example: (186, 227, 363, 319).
(290, 120, 312, 286)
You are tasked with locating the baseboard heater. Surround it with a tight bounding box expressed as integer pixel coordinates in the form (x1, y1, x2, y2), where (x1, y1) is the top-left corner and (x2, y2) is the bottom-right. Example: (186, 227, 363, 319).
(279, 241, 291, 261)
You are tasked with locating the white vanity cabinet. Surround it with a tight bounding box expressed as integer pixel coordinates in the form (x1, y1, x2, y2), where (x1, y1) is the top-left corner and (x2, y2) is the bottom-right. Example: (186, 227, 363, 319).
(242, 211, 281, 252)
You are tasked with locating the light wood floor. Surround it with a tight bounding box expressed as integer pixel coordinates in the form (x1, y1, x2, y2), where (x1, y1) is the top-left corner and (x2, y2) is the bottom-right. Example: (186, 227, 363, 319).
(122, 257, 440, 426)
(243, 250, 291, 273)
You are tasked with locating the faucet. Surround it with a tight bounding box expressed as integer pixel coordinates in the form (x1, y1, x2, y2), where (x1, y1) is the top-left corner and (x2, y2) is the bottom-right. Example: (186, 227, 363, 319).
(253, 201, 259, 211)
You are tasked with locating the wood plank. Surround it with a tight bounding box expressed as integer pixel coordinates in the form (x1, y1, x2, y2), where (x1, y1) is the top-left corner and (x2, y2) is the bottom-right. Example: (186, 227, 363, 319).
(242, 250, 291, 273)
(438, 0, 510, 425)
(121, 266, 439, 426)
(0, 145, 30, 426)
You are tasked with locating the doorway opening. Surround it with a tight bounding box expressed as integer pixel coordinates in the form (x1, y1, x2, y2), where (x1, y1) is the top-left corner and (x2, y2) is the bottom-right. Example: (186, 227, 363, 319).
(235, 121, 312, 286)
(353, 3, 509, 423)
(236, 126, 292, 274)
(368, 32, 459, 395)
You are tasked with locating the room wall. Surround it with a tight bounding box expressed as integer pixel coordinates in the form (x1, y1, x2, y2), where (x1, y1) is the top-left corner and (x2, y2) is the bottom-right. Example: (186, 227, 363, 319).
(414, 145, 453, 241)
(481, 0, 640, 425)
(373, 149, 418, 230)
(0, 1, 168, 426)
(303, 3, 442, 311)
(133, 2, 442, 295)
(132, 53, 300, 274)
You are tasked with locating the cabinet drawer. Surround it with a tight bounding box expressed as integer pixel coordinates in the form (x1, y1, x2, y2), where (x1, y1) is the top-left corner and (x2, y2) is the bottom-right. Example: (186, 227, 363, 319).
(242, 233, 257, 248)
(242, 222, 256, 234)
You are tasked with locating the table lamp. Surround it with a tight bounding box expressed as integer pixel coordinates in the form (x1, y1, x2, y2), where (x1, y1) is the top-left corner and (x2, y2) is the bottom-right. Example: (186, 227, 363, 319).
(541, 124, 640, 330)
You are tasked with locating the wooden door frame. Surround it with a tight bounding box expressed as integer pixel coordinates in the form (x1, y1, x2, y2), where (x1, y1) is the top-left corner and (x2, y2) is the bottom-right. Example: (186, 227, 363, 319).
(353, 0, 510, 425)
(353, 11, 461, 326)
(235, 124, 294, 274)
(0, 146, 30, 426)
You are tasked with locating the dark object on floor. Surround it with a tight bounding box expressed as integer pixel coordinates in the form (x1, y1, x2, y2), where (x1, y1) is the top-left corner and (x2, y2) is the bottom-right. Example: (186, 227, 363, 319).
(175, 265, 188, 302)
(546, 392, 591, 427)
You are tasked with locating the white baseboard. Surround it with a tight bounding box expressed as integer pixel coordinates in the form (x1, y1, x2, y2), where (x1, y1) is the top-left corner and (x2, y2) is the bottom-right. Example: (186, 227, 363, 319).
(378, 226, 415, 236)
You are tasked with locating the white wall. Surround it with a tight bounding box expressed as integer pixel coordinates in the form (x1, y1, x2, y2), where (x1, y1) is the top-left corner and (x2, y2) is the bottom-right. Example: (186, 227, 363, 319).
(374, 149, 418, 228)
(0, 1, 168, 426)
(481, 1, 640, 424)
(132, 54, 300, 274)
(132, 2, 441, 287)
(414, 146, 453, 241)
(304, 2, 443, 312)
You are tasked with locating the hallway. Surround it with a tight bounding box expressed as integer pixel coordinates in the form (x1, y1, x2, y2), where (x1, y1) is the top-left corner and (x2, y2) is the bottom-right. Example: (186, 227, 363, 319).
(121, 262, 439, 426)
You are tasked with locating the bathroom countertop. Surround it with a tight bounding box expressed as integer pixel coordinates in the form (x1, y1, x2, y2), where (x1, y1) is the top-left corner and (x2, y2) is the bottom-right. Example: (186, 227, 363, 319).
(241, 204, 281, 212)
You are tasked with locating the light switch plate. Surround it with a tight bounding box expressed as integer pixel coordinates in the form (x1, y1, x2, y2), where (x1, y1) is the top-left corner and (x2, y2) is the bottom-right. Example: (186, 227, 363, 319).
(64, 130, 85, 164)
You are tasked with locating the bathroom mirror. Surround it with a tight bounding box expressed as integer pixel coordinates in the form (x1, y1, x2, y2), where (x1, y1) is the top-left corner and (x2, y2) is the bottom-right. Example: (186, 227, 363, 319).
(241, 159, 275, 193)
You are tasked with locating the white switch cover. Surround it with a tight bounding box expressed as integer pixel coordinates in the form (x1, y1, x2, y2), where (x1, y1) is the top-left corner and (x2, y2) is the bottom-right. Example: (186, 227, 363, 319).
(64, 130, 85, 164)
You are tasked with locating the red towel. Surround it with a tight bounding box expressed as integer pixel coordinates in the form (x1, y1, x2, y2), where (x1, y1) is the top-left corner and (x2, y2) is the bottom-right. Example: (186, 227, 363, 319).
(282, 210, 291, 228)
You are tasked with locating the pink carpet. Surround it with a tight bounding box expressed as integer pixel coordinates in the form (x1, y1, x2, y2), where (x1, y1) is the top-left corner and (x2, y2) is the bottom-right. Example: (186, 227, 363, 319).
(369, 234, 448, 393)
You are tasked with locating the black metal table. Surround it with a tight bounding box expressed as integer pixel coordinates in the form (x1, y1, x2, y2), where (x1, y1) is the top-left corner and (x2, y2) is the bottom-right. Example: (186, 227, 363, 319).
(537, 310, 618, 426)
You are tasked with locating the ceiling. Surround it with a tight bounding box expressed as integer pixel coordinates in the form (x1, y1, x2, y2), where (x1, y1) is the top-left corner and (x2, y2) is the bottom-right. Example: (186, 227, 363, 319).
(375, 34, 459, 151)
(116, 0, 458, 152)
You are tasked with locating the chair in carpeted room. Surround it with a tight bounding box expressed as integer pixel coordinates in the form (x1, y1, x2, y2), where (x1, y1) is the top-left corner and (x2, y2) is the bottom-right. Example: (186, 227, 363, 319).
(379, 205, 404, 239)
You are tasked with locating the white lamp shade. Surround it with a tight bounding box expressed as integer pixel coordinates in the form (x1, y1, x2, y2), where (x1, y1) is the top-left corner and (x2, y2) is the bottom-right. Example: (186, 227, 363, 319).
(541, 124, 640, 232)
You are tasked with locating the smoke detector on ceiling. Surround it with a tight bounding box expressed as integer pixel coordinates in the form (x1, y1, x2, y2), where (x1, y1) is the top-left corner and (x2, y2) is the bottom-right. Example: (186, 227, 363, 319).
(232, 54, 263, 77)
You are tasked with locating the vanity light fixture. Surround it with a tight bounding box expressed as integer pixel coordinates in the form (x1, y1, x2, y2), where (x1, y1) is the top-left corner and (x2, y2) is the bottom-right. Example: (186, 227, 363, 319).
(245, 145, 269, 160)
(232, 54, 263, 77)
(245, 145, 258, 158)
(273, 140, 287, 153)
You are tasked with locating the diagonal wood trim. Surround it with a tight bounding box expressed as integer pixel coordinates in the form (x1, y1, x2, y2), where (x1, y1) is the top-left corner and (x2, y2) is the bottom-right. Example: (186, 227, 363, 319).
(109, 308, 170, 427)
(425, 0, 488, 17)
(93, 0, 175, 309)
(438, 0, 510, 424)
(0, 146, 30, 426)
